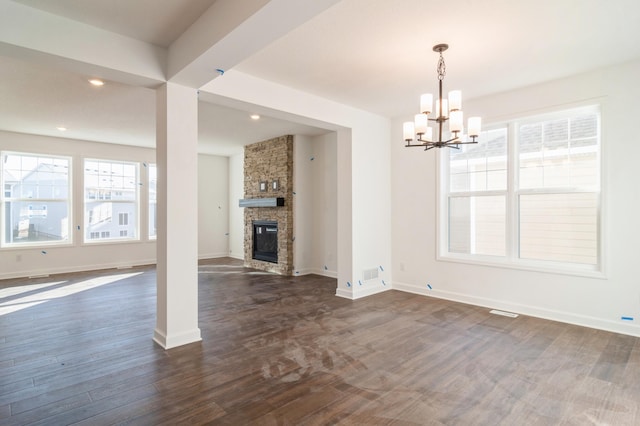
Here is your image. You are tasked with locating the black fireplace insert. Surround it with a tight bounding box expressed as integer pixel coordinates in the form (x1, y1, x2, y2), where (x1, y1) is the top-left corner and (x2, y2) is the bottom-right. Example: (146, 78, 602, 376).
(253, 220, 278, 263)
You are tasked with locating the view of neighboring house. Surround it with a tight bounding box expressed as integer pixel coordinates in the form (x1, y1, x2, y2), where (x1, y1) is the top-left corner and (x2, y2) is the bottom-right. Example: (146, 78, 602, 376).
(3, 159, 69, 244)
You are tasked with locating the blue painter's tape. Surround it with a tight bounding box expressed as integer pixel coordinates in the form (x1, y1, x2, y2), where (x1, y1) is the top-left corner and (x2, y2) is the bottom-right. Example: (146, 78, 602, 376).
(347, 281, 351, 287)
(143, 162, 148, 167)
(427, 284, 432, 290)
(41, 250, 47, 255)
(379, 265, 384, 271)
(293, 191, 296, 195)
(621, 316, 634, 321)
(292, 236, 296, 242)
(382, 280, 386, 286)
(358, 280, 362, 286)
(310, 157, 315, 161)
(224, 233, 229, 236)
(324, 265, 328, 270)
(77, 225, 80, 230)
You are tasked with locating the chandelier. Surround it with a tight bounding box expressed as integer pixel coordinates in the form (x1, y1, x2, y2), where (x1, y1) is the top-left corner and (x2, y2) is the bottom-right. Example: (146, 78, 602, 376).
(403, 44, 481, 150)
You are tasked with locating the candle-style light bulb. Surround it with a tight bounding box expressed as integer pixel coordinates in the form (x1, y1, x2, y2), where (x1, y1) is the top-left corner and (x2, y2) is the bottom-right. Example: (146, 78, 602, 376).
(450, 110, 463, 133)
(403, 122, 415, 141)
(420, 94, 433, 115)
(468, 117, 482, 137)
(415, 113, 428, 135)
(448, 90, 462, 111)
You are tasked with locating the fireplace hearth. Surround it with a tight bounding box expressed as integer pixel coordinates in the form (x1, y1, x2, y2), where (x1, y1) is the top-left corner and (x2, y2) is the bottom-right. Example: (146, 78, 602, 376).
(253, 221, 278, 263)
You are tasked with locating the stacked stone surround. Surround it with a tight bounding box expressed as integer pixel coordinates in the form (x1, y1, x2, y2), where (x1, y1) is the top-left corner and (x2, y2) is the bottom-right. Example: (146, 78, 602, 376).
(243, 135, 293, 275)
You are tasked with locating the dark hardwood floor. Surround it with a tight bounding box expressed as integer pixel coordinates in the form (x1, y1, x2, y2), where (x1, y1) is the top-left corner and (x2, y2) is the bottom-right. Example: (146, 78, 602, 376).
(1, 258, 639, 425)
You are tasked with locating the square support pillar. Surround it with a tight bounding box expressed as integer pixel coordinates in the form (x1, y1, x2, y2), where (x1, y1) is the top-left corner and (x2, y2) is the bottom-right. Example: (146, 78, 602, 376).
(153, 82, 201, 349)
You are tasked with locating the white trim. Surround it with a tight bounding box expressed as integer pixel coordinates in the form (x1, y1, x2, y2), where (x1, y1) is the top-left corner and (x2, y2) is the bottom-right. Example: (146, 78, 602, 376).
(293, 268, 338, 278)
(153, 328, 202, 350)
(438, 105, 603, 277)
(437, 252, 606, 279)
(0, 257, 156, 281)
(82, 157, 140, 244)
(1, 150, 73, 249)
(392, 280, 640, 338)
(198, 252, 230, 260)
(335, 287, 353, 299)
(336, 284, 391, 300)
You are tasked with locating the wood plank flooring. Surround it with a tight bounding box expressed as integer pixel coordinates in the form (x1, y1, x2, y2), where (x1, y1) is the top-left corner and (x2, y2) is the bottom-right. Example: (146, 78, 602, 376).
(1, 258, 639, 424)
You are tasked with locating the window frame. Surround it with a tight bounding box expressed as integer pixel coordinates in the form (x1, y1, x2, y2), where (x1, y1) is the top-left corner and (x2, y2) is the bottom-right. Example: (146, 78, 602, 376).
(437, 105, 604, 278)
(1, 151, 73, 249)
(83, 158, 140, 244)
(148, 163, 157, 240)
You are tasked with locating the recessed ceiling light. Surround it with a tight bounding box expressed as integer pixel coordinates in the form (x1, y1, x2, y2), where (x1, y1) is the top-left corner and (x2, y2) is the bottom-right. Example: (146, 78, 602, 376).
(57, 126, 67, 131)
(250, 114, 260, 120)
(88, 79, 104, 86)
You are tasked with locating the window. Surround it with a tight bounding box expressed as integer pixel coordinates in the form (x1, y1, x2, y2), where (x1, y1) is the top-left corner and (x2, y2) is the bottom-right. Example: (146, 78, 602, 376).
(84, 159, 138, 242)
(119, 212, 129, 226)
(148, 164, 157, 239)
(448, 128, 508, 257)
(440, 106, 601, 274)
(1, 152, 71, 247)
(120, 230, 128, 237)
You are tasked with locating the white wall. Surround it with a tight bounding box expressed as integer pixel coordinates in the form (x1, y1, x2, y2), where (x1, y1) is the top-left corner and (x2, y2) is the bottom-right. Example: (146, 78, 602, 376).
(198, 154, 229, 258)
(293, 132, 338, 277)
(390, 59, 640, 337)
(311, 132, 338, 277)
(228, 152, 244, 259)
(0, 131, 231, 279)
(293, 135, 314, 275)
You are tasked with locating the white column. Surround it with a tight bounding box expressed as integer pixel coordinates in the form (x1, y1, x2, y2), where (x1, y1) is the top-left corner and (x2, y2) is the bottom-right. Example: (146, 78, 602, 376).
(153, 82, 201, 349)
(335, 129, 354, 298)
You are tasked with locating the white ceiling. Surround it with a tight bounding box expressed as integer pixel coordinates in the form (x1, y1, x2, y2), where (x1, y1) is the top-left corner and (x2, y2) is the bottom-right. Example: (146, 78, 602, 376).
(235, 0, 640, 118)
(3, 0, 640, 155)
(13, 0, 219, 48)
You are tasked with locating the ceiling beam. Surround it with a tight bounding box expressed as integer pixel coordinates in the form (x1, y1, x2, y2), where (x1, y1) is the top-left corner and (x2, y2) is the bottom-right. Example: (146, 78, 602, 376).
(0, 1, 166, 87)
(167, 0, 342, 89)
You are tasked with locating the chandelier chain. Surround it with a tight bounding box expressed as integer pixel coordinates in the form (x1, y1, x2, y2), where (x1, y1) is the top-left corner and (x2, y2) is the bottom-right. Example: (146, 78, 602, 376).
(437, 53, 446, 81)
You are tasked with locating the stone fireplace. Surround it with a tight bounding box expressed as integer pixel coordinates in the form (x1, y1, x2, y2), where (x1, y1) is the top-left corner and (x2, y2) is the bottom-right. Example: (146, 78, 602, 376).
(242, 135, 293, 275)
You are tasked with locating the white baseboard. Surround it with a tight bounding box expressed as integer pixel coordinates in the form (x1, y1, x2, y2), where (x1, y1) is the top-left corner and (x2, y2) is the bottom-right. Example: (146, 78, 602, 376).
(335, 283, 390, 300)
(153, 328, 202, 350)
(335, 287, 353, 299)
(393, 280, 640, 338)
(198, 252, 230, 260)
(0, 258, 157, 281)
(293, 268, 337, 278)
